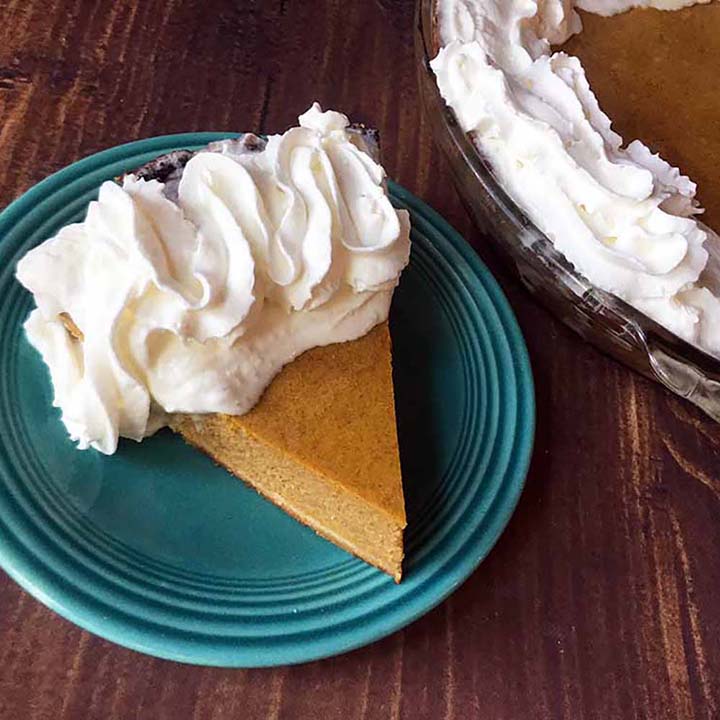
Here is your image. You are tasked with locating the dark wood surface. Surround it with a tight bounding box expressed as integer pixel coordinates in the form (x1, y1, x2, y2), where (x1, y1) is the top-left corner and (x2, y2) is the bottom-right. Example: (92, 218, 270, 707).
(1, 1, 719, 718)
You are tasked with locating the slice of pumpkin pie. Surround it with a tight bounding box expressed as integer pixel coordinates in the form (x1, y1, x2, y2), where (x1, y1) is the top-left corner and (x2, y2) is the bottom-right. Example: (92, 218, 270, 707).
(17, 104, 411, 581)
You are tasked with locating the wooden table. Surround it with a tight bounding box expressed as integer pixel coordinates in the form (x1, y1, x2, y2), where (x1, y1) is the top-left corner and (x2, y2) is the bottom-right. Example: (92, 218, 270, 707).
(1, 1, 718, 718)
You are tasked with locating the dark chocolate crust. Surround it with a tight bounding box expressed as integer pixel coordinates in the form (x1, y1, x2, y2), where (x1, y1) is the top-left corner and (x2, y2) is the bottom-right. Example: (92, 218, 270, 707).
(133, 149, 195, 184)
(127, 135, 267, 197)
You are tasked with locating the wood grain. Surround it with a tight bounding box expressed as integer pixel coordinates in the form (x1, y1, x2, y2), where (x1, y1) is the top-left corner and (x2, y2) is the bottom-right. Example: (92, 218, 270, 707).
(1, 1, 719, 718)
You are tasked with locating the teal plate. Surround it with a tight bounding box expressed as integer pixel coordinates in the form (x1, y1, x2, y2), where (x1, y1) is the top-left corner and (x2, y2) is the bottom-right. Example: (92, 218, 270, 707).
(0, 134, 534, 667)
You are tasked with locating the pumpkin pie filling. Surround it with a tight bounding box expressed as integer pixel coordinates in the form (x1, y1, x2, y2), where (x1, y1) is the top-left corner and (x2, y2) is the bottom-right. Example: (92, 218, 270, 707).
(564, 3, 720, 230)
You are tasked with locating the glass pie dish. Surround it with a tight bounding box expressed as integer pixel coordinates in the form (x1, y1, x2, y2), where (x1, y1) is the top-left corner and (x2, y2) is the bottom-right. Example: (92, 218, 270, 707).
(415, 0, 720, 422)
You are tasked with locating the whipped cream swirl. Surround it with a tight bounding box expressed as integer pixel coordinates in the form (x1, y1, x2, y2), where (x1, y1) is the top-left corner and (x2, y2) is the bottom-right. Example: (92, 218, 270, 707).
(16, 104, 410, 453)
(432, 0, 720, 358)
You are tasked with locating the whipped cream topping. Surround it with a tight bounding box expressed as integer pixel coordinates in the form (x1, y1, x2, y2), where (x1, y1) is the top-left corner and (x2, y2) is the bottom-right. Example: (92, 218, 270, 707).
(16, 104, 410, 454)
(432, 0, 720, 358)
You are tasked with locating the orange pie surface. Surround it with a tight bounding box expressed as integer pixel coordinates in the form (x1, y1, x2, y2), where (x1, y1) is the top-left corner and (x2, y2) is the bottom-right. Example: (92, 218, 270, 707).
(170, 322, 406, 582)
(563, 3, 720, 229)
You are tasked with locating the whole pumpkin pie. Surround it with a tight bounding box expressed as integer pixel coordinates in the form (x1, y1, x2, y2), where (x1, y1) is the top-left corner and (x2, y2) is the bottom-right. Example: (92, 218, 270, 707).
(431, 0, 720, 360)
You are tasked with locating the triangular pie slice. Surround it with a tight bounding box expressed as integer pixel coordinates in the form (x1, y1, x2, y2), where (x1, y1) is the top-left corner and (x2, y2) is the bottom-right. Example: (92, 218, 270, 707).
(169, 322, 406, 581)
(29, 119, 407, 581)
